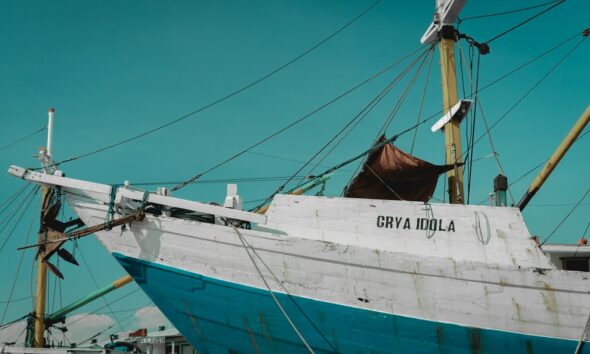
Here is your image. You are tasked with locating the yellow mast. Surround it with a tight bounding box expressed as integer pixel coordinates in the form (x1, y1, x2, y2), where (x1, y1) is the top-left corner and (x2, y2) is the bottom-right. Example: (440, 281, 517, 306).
(439, 26, 464, 204)
(33, 194, 48, 348)
(33, 108, 55, 347)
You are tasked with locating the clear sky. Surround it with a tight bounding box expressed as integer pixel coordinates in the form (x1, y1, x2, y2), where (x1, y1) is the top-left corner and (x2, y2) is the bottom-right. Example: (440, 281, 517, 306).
(1, 0, 589, 346)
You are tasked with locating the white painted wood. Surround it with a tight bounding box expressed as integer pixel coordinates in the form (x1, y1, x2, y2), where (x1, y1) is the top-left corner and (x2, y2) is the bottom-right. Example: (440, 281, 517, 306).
(64, 192, 590, 342)
(10, 167, 590, 342)
(8, 165, 266, 224)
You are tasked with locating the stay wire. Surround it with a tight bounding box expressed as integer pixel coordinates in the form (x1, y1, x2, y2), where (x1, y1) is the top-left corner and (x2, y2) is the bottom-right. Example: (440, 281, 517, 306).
(270, 47, 433, 204)
(411, 45, 435, 154)
(302, 46, 434, 187)
(484, 0, 566, 44)
(0, 183, 31, 219)
(171, 44, 428, 192)
(0, 185, 40, 254)
(76, 245, 126, 332)
(65, 288, 141, 328)
(32, 1, 382, 172)
(541, 185, 590, 246)
(0, 127, 46, 153)
(457, 0, 564, 23)
(468, 35, 587, 159)
(0, 203, 37, 326)
(343, 47, 434, 193)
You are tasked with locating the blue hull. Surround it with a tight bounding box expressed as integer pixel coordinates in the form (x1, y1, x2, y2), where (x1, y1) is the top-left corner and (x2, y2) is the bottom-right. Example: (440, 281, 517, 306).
(114, 253, 587, 354)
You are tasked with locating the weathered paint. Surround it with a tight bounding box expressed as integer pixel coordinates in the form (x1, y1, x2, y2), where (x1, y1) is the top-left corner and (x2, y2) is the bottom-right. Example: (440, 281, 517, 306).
(9, 169, 590, 352)
(114, 253, 590, 354)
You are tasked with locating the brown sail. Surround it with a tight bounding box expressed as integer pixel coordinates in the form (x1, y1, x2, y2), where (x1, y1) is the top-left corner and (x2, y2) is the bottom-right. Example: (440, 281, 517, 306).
(344, 135, 455, 202)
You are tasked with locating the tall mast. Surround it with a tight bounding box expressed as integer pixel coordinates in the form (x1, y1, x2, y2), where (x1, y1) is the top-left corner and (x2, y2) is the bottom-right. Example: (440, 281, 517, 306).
(439, 27, 464, 204)
(422, 0, 467, 204)
(32, 108, 55, 347)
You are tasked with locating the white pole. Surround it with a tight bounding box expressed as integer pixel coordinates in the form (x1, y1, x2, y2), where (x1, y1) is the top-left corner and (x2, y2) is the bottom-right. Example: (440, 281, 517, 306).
(47, 108, 55, 157)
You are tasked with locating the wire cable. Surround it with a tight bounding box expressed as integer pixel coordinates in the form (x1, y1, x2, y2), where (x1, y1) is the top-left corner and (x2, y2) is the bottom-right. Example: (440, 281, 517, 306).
(484, 0, 566, 44)
(33, 1, 382, 171)
(0, 127, 46, 153)
(171, 44, 428, 191)
(469, 34, 587, 158)
(457, 1, 564, 24)
(541, 185, 590, 245)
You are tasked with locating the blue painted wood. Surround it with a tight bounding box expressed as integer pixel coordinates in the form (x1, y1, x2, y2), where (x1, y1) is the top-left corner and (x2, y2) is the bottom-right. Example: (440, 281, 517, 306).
(114, 253, 588, 354)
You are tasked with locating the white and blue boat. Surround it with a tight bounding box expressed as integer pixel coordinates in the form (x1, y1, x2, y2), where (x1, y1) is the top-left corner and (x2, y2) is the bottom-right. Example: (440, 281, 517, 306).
(8, 0, 590, 353)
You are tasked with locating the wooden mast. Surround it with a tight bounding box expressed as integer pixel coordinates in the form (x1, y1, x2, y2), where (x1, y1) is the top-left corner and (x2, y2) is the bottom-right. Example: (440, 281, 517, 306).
(32, 108, 54, 347)
(439, 26, 464, 204)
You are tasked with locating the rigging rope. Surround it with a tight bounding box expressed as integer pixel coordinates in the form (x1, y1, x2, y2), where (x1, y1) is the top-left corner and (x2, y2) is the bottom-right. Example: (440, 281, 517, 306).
(171, 44, 428, 192)
(31, 1, 382, 171)
(0, 127, 46, 153)
(76, 245, 126, 332)
(483, 0, 566, 44)
(457, 0, 564, 24)
(541, 185, 590, 246)
(0, 204, 37, 325)
(256, 47, 433, 207)
(0, 185, 40, 254)
(469, 34, 587, 151)
(232, 226, 315, 353)
(410, 45, 435, 154)
(295, 47, 434, 190)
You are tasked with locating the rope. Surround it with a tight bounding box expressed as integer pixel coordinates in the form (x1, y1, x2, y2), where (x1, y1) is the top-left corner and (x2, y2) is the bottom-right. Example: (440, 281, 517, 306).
(0, 204, 36, 325)
(457, 0, 564, 24)
(411, 46, 435, 154)
(231, 226, 315, 353)
(541, 185, 590, 245)
(171, 44, 428, 192)
(0, 185, 39, 254)
(0, 127, 46, 153)
(31, 1, 382, 172)
(289, 46, 433, 191)
(302, 46, 434, 188)
(483, 0, 566, 44)
(76, 245, 126, 332)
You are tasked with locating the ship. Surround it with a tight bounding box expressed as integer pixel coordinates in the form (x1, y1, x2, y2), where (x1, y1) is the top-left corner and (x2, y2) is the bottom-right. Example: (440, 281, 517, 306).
(6, 0, 590, 353)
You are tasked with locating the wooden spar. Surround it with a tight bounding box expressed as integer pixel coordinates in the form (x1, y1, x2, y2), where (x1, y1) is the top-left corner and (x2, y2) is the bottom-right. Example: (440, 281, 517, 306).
(439, 26, 465, 204)
(32, 108, 54, 348)
(18, 212, 145, 251)
(518, 105, 590, 211)
(45, 275, 133, 326)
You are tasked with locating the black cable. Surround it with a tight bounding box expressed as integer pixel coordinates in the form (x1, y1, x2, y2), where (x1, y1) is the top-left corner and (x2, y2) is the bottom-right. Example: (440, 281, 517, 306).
(0, 185, 39, 253)
(541, 185, 590, 245)
(171, 44, 428, 191)
(411, 46, 435, 154)
(77, 245, 125, 332)
(0, 183, 31, 219)
(65, 288, 141, 327)
(466, 52, 481, 204)
(484, 0, 566, 44)
(0, 127, 46, 153)
(0, 204, 37, 325)
(280, 47, 433, 199)
(469, 35, 587, 154)
(458, 0, 563, 23)
(33, 1, 382, 171)
(302, 46, 435, 188)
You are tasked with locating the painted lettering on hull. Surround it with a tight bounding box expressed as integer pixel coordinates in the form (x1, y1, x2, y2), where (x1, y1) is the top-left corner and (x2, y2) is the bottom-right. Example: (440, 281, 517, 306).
(376, 216, 455, 232)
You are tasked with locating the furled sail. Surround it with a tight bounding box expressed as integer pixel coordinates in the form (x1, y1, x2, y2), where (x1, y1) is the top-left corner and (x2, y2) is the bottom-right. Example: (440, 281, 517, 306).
(344, 135, 455, 202)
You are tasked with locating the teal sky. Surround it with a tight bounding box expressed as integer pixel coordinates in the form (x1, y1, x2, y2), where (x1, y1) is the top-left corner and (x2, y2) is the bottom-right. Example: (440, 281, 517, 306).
(1, 0, 589, 345)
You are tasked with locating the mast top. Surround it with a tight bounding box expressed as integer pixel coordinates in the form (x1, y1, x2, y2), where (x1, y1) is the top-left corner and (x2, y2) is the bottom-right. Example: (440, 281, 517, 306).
(421, 0, 466, 44)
